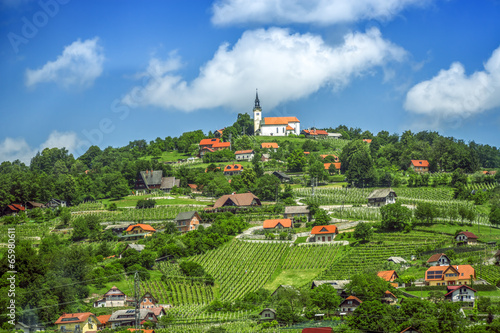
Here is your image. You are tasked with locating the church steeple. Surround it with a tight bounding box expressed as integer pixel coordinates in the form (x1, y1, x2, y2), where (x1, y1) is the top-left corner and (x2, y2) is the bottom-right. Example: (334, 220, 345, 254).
(254, 89, 261, 109)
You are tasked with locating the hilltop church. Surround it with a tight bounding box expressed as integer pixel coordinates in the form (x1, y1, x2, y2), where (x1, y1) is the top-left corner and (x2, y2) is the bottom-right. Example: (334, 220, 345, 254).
(253, 91, 300, 136)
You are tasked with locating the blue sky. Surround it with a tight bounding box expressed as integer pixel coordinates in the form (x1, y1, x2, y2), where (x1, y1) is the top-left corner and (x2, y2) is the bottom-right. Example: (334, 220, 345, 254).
(1, 0, 500, 163)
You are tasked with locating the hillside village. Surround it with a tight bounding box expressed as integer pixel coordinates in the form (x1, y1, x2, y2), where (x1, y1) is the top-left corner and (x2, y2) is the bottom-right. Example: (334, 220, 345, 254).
(2, 94, 500, 333)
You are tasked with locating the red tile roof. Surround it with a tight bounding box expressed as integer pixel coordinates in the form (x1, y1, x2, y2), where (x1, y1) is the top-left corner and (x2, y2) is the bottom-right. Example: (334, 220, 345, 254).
(12, 204, 25, 211)
(384, 290, 397, 299)
(212, 141, 231, 148)
(188, 184, 197, 190)
(96, 314, 111, 325)
(444, 284, 476, 297)
(303, 129, 328, 136)
(427, 253, 447, 263)
(199, 138, 220, 146)
(363, 139, 372, 143)
(324, 163, 341, 170)
(345, 295, 363, 303)
(304, 151, 310, 155)
(127, 329, 155, 333)
(377, 270, 398, 282)
(425, 265, 475, 281)
(457, 231, 478, 239)
(410, 160, 429, 167)
(302, 328, 333, 333)
(261, 142, 279, 149)
(286, 125, 294, 131)
(55, 312, 95, 325)
(126, 223, 156, 232)
(235, 150, 254, 155)
(263, 219, 292, 229)
(311, 225, 337, 235)
(224, 164, 243, 172)
(263, 117, 300, 125)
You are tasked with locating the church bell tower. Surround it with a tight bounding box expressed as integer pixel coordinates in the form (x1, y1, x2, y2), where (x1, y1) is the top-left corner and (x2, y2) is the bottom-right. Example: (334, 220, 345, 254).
(253, 89, 262, 135)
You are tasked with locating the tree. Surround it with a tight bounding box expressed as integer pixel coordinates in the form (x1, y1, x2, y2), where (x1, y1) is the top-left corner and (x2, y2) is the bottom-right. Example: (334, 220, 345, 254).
(380, 202, 412, 231)
(59, 207, 72, 225)
(490, 205, 500, 227)
(312, 208, 330, 226)
(348, 301, 397, 333)
(353, 222, 373, 242)
(414, 202, 438, 225)
(345, 271, 391, 301)
(309, 159, 329, 182)
(310, 284, 342, 316)
(287, 149, 307, 172)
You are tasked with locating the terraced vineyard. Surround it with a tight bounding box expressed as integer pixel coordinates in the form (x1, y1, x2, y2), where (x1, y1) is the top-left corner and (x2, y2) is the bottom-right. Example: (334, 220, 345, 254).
(191, 241, 288, 301)
(141, 277, 214, 306)
(370, 230, 450, 244)
(281, 244, 342, 270)
(69, 201, 105, 212)
(294, 187, 370, 205)
(328, 206, 381, 221)
(319, 241, 441, 280)
(478, 265, 500, 286)
(71, 205, 205, 222)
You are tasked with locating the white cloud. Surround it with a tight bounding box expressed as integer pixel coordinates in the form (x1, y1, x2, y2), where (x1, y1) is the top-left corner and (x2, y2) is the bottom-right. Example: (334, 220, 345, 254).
(0, 131, 82, 164)
(123, 27, 406, 112)
(211, 0, 431, 25)
(25, 37, 104, 88)
(404, 45, 500, 119)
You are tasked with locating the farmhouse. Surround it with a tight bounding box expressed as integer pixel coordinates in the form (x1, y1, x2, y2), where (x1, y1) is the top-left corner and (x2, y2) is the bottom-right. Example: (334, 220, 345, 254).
(263, 218, 292, 230)
(311, 280, 349, 297)
(174, 211, 201, 234)
(54, 312, 100, 333)
(96, 315, 111, 329)
(284, 206, 311, 222)
(26, 201, 46, 209)
(134, 170, 180, 193)
(224, 163, 244, 176)
(444, 285, 476, 307)
(46, 198, 67, 208)
(310, 225, 337, 242)
(456, 231, 478, 245)
(409, 160, 429, 173)
(2, 203, 25, 215)
(93, 286, 129, 307)
(198, 138, 231, 157)
(377, 270, 399, 287)
(253, 92, 300, 136)
(367, 188, 397, 207)
(212, 192, 261, 209)
(427, 253, 451, 266)
(339, 296, 362, 314)
(122, 223, 156, 239)
(363, 139, 372, 143)
(235, 150, 254, 161)
(425, 265, 476, 286)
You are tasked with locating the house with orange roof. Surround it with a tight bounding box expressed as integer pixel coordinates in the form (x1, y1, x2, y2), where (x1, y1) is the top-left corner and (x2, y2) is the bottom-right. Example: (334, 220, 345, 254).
(363, 139, 372, 143)
(174, 211, 201, 234)
(108, 309, 157, 329)
(97, 314, 111, 329)
(214, 128, 225, 138)
(224, 163, 244, 176)
(252, 91, 300, 136)
(263, 218, 292, 229)
(302, 128, 329, 138)
(381, 290, 398, 305)
(310, 225, 337, 242)
(3, 203, 25, 215)
(128, 329, 156, 333)
(339, 296, 362, 314)
(198, 138, 231, 157)
(377, 270, 399, 287)
(212, 192, 261, 209)
(235, 149, 255, 161)
(324, 163, 341, 174)
(456, 231, 478, 245)
(425, 265, 476, 286)
(54, 312, 100, 333)
(320, 154, 339, 162)
(409, 160, 429, 173)
(124, 224, 156, 239)
(261, 142, 279, 152)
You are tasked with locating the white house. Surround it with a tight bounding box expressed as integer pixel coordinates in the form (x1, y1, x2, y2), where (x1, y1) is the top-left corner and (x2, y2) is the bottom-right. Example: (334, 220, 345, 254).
(253, 91, 300, 136)
(235, 150, 254, 161)
(444, 285, 476, 307)
(427, 253, 451, 266)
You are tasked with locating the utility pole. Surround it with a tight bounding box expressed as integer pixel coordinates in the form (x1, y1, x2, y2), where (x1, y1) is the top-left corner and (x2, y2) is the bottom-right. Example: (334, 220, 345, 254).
(134, 272, 141, 330)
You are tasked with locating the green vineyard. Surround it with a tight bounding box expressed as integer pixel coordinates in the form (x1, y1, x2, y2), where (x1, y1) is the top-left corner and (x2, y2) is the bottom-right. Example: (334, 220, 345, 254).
(140, 277, 214, 306)
(281, 244, 342, 270)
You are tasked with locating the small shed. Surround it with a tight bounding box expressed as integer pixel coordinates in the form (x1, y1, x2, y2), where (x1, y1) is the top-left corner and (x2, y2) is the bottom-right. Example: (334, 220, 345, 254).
(284, 206, 311, 222)
(456, 231, 478, 245)
(259, 308, 276, 321)
(273, 171, 291, 182)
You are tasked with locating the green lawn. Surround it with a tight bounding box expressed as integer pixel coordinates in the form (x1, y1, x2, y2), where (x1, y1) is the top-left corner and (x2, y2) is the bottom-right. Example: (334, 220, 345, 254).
(264, 269, 323, 291)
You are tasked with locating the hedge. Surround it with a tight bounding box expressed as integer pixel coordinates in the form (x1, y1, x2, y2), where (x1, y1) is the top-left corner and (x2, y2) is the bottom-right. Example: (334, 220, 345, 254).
(405, 284, 497, 292)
